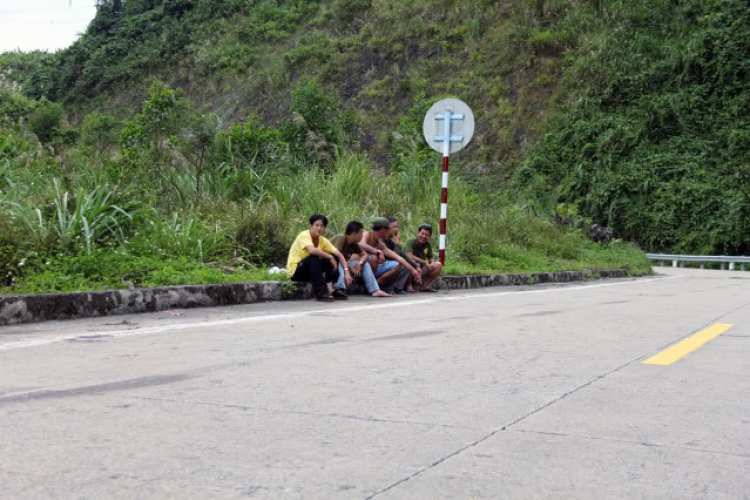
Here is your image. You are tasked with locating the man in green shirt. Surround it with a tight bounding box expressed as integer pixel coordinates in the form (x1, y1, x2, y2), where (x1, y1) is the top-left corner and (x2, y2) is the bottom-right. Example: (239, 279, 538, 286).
(330, 221, 392, 297)
(383, 216, 418, 293)
(405, 223, 443, 292)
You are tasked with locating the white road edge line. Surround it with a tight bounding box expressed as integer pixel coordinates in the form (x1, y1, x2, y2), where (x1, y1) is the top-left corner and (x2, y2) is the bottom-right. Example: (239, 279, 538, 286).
(0, 276, 681, 351)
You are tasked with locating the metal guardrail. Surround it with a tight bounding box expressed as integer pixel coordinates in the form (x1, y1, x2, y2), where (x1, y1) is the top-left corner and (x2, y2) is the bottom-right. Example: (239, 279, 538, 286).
(646, 253, 750, 271)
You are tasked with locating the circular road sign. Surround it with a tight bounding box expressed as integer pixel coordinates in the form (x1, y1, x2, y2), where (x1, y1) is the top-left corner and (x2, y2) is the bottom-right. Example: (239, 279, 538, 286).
(422, 98, 475, 155)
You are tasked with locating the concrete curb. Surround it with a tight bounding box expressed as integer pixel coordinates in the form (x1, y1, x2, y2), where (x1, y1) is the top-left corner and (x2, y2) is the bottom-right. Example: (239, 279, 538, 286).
(0, 269, 629, 326)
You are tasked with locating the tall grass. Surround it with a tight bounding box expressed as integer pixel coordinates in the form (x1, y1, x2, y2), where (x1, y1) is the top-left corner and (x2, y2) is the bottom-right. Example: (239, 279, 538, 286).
(5, 179, 134, 254)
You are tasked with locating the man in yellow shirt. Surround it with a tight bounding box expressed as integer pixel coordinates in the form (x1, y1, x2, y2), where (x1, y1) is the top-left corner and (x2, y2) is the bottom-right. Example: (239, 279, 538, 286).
(287, 214, 351, 301)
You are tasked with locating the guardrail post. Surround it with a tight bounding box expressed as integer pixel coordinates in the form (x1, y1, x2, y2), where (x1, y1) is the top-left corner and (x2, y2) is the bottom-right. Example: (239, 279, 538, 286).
(742, 263, 747, 272)
(721, 262, 726, 270)
(672, 260, 678, 268)
(729, 262, 736, 271)
(700, 262, 705, 269)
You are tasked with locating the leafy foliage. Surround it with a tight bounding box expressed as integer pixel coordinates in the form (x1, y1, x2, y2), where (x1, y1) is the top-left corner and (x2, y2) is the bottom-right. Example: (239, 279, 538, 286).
(0, 89, 36, 126)
(518, 0, 750, 254)
(80, 112, 122, 155)
(27, 100, 63, 144)
(6, 180, 134, 254)
(0, 1, 662, 294)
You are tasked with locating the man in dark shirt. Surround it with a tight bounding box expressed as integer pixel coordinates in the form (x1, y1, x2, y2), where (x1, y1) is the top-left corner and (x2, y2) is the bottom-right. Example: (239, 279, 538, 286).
(330, 221, 391, 297)
(383, 216, 419, 293)
(405, 223, 443, 292)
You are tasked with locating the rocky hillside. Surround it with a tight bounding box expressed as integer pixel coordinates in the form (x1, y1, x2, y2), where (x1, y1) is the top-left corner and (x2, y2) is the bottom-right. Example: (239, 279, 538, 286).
(4, 0, 583, 172)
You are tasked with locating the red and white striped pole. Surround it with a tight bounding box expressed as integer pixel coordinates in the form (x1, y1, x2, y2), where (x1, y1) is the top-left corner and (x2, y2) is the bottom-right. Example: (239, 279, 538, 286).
(438, 110, 452, 266)
(424, 99, 473, 266)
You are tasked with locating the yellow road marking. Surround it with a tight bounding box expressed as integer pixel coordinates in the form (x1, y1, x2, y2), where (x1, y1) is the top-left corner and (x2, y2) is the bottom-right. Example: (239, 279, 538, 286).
(643, 323, 733, 366)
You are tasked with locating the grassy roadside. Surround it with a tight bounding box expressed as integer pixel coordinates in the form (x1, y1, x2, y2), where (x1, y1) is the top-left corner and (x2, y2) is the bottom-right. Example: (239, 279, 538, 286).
(0, 240, 649, 296)
(1, 68, 651, 297)
(0, 254, 278, 296)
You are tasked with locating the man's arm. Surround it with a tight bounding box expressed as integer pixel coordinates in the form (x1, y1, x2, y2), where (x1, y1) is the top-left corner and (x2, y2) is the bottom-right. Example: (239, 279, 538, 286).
(304, 244, 336, 263)
(426, 245, 436, 265)
(394, 244, 418, 269)
(359, 241, 379, 254)
(349, 252, 366, 277)
(380, 242, 422, 282)
(361, 239, 385, 264)
(332, 249, 352, 286)
(407, 252, 428, 265)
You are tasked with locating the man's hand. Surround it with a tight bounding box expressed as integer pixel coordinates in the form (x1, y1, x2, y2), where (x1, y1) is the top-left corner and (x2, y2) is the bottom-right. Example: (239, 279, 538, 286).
(378, 251, 385, 264)
(344, 271, 353, 287)
(351, 261, 361, 277)
(329, 255, 338, 268)
(411, 267, 422, 283)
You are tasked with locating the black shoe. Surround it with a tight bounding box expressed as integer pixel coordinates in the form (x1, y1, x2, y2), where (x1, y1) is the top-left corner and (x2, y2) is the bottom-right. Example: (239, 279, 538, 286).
(316, 295, 335, 302)
(393, 289, 407, 295)
(332, 289, 348, 300)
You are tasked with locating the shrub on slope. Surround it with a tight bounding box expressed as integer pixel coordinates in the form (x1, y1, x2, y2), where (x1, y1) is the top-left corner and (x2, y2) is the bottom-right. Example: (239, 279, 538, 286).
(519, 0, 750, 254)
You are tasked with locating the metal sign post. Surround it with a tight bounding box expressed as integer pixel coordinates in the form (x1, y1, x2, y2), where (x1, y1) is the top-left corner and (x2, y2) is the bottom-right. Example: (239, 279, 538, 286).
(423, 99, 475, 265)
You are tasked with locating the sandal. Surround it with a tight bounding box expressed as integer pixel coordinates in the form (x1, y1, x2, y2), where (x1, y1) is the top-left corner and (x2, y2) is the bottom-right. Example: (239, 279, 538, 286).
(316, 295, 335, 302)
(332, 289, 349, 300)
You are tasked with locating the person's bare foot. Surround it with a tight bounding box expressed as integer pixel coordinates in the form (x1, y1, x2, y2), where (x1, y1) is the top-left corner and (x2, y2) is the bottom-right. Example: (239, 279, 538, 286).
(371, 290, 392, 297)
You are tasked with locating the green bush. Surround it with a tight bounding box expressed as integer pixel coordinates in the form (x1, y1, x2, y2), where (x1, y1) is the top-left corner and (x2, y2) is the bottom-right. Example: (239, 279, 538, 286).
(130, 211, 230, 263)
(221, 114, 285, 166)
(0, 89, 36, 126)
(518, 0, 750, 254)
(0, 218, 40, 288)
(80, 112, 122, 155)
(526, 29, 569, 55)
(27, 99, 63, 144)
(234, 209, 290, 266)
(286, 77, 359, 165)
(0, 133, 35, 162)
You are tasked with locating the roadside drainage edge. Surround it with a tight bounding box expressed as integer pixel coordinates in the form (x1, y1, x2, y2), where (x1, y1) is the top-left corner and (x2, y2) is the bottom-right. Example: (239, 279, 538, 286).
(0, 269, 630, 326)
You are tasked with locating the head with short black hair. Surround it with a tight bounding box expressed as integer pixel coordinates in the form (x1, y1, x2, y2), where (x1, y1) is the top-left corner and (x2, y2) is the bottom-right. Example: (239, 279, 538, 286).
(345, 221, 364, 235)
(309, 214, 328, 227)
(385, 216, 399, 239)
(309, 214, 329, 238)
(417, 224, 433, 244)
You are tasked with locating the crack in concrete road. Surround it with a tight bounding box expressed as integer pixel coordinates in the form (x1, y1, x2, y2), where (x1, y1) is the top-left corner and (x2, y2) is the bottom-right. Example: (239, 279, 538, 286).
(509, 429, 750, 459)
(364, 298, 750, 499)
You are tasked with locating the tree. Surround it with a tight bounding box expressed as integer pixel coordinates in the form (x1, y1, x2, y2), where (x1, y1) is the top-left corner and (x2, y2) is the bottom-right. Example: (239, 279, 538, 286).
(80, 112, 122, 157)
(28, 99, 63, 144)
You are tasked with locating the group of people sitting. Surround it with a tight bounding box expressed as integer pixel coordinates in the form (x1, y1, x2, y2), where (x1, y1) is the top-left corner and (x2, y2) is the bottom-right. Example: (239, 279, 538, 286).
(286, 215, 444, 301)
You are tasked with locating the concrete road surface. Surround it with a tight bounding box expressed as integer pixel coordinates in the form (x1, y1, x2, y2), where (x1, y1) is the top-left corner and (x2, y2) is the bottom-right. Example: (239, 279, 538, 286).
(1, 268, 749, 499)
